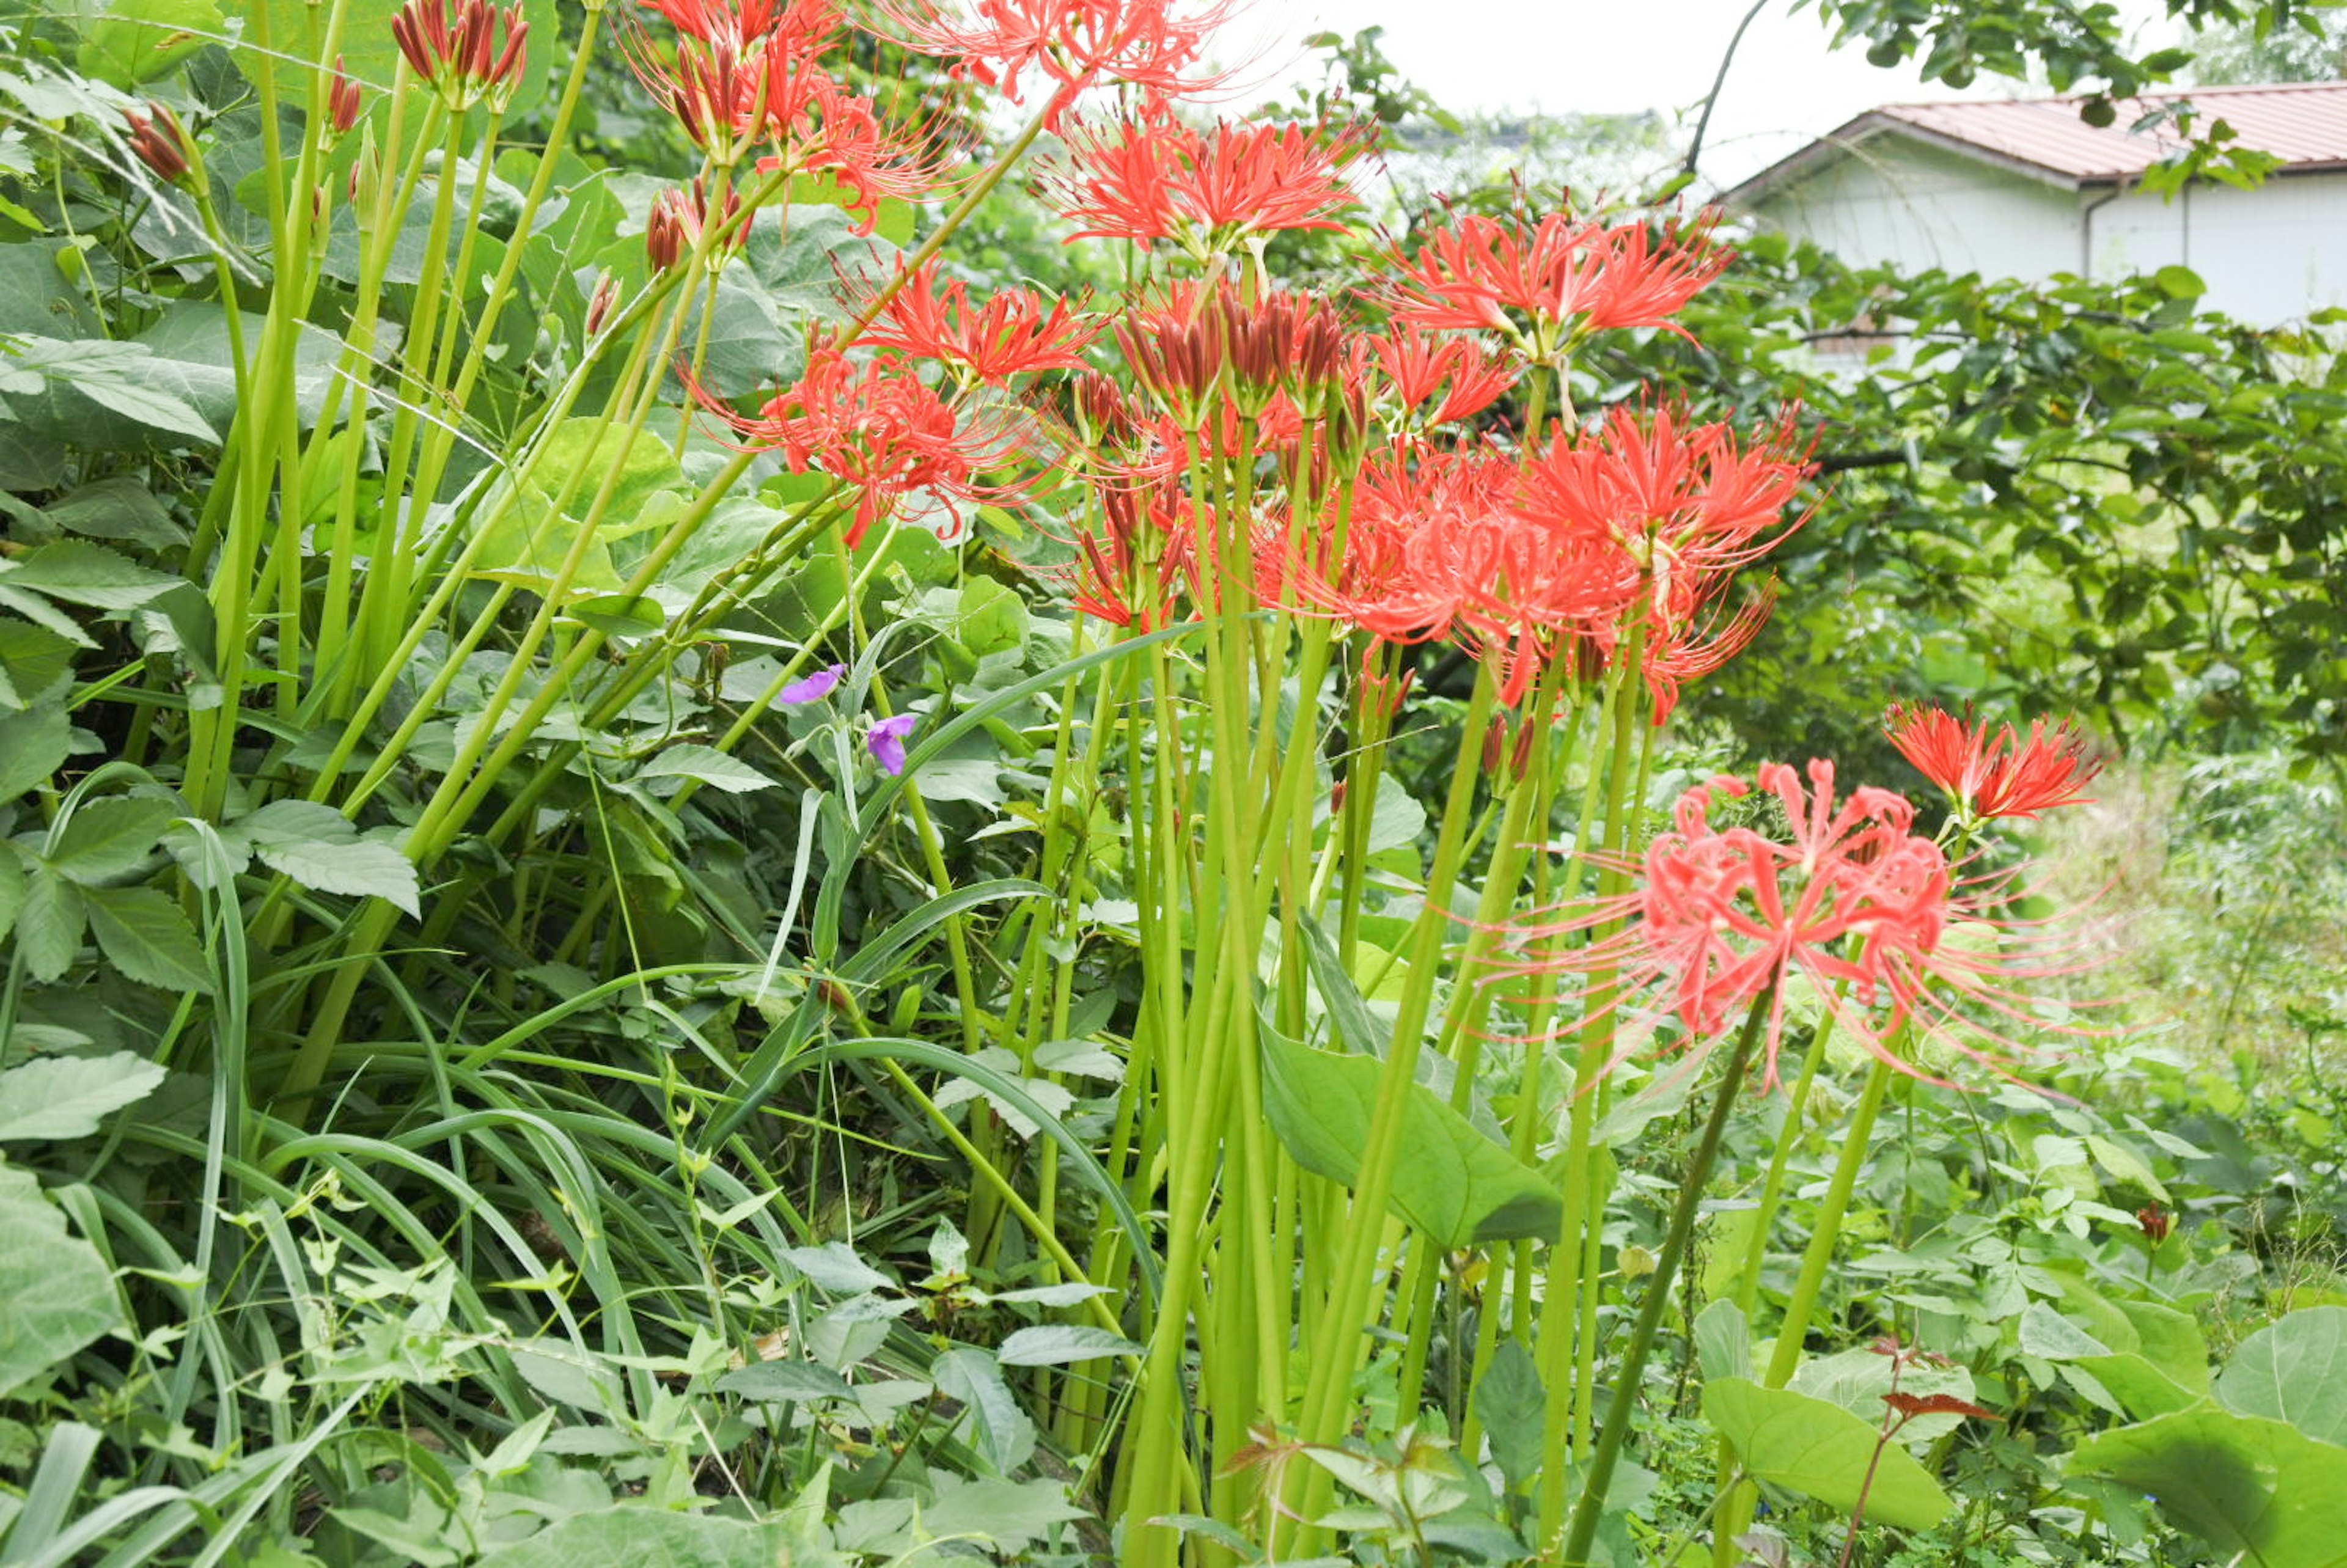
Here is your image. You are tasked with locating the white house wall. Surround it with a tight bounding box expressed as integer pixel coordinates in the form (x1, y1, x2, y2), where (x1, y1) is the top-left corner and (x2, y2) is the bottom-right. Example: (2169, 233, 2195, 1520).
(1749, 134, 2347, 324)
(2092, 174, 2347, 323)
(1748, 137, 2084, 282)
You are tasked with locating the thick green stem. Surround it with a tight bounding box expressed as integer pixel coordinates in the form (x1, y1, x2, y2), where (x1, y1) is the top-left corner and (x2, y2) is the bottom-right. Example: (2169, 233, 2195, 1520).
(1763, 1058, 1895, 1388)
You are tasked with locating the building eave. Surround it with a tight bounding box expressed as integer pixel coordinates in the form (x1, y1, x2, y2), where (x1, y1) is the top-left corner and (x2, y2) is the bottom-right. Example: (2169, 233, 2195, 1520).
(1723, 114, 2092, 210)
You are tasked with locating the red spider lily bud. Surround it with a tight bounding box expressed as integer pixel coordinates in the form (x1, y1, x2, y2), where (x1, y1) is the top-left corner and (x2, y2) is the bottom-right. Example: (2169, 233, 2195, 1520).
(310, 182, 328, 225)
(1508, 710, 1538, 780)
(328, 55, 364, 135)
(1115, 313, 1221, 424)
(2136, 1204, 2171, 1244)
(1330, 777, 1347, 814)
(123, 102, 191, 185)
(584, 269, 619, 337)
(1071, 371, 1135, 449)
(394, 0, 528, 110)
(1482, 714, 1507, 774)
(646, 177, 748, 273)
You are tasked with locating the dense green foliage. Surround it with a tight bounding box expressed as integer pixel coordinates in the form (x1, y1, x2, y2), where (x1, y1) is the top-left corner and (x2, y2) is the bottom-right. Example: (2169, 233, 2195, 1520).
(3, 0, 2346, 1565)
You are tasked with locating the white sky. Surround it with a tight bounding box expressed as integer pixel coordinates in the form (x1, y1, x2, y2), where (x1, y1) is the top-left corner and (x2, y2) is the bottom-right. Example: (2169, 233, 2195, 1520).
(1227, 0, 2180, 191)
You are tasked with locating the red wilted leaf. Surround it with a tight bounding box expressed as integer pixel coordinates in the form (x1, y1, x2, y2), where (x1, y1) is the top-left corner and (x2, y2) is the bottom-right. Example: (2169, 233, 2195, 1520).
(1882, 1391, 1996, 1421)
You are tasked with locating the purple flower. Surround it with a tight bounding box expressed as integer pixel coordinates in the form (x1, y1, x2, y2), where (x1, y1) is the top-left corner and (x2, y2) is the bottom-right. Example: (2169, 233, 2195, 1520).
(865, 713, 917, 776)
(778, 662, 846, 705)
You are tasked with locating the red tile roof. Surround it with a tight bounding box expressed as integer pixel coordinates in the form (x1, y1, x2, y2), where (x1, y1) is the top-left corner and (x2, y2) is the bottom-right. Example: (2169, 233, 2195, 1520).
(1728, 81, 2347, 200)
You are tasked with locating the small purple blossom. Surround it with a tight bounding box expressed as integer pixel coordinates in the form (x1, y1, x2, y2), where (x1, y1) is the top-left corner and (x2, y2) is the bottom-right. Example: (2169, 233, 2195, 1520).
(778, 662, 846, 705)
(865, 713, 917, 776)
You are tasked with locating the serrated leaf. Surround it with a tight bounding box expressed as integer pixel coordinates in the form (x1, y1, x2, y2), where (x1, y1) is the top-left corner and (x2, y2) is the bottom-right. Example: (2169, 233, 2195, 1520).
(15, 868, 84, 982)
(0, 1051, 167, 1140)
(45, 795, 176, 884)
(252, 837, 421, 918)
(994, 1325, 1139, 1366)
(929, 1348, 1035, 1474)
(0, 703, 67, 801)
(84, 884, 213, 992)
(0, 538, 178, 610)
(0, 1165, 122, 1396)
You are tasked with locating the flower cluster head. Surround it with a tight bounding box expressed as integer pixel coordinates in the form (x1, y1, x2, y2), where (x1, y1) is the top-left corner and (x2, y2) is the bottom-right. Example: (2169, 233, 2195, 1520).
(1357, 326, 1515, 430)
(694, 348, 1013, 546)
(871, 0, 1235, 130)
(1521, 759, 2086, 1091)
(628, 0, 949, 229)
(1114, 277, 1345, 424)
(393, 0, 529, 110)
(858, 259, 1098, 383)
(1383, 204, 1729, 346)
(1882, 704, 2103, 822)
(1046, 114, 1372, 255)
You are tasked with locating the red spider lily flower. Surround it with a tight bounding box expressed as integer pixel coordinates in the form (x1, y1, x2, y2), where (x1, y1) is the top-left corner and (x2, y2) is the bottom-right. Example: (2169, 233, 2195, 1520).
(1382, 206, 1730, 342)
(123, 102, 191, 185)
(625, 0, 839, 167)
(1047, 115, 1372, 251)
(393, 0, 528, 110)
(1510, 759, 2088, 1091)
(795, 77, 958, 228)
(1880, 1391, 1997, 1423)
(1049, 474, 1196, 630)
(1883, 705, 2104, 822)
(870, 0, 1235, 130)
(691, 350, 1015, 545)
(858, 260, 1098, 381)
(1514, 403, 1812, 633)
(1359, 326, 1515, 428)
(646, 177, 751, 271)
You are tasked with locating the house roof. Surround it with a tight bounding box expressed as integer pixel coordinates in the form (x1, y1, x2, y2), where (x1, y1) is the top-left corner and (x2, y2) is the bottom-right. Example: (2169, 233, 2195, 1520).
(1724, 80, 2347, 203)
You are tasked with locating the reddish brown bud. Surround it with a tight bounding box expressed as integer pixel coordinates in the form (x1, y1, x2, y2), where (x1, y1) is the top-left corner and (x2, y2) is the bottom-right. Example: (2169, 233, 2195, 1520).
(1482, 715, 1507, 774)
(2136, 1204, 2172, 1244)
(1508, 711, 1537, 780)
(124, 102, 191, 185)
(328, 55, 364, 135)
(584, 269, 619, 337)
(1330, 777, 1348, 814)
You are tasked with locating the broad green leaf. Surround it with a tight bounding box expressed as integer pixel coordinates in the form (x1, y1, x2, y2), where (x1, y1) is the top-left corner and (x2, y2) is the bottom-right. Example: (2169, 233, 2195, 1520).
(0, 703, 67, 800)
(1694, 1299, 1752, 1384)
(781, 1241, 892, 1295)
(1472, 1338, 1548, 1492)
(634, 745, 779, 795)
(0, 1052, 165, 1140)
(76, 0, 224, 86)
(471, 1508, 808, 1568)
(0, 337, 216, 442)
(1789, 1347, 1986, 1445)
(2028, 1284, 2206, 1420)
(84, 884, 213, 992)
(44, 796, 177, 885)
(994, 1325, 1140, 1366)
(0, 1165, 121, 1396)
(0, 848, 20, 945)
(40, 476, 183, 549)
(930, 1348, 1034, 1473)
(0, 539, 178, 611)
(2217, 1307, 2347, 1445)
(1700, 1377, 1953, 1531)
(1258, 1022, 1560, 1248)
(2067, 1406, 2347, 1568)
